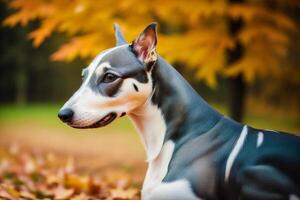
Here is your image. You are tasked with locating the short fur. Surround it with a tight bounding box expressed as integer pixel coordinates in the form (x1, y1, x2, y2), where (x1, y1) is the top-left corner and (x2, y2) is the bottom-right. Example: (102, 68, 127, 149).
(59, 23, 300, 200)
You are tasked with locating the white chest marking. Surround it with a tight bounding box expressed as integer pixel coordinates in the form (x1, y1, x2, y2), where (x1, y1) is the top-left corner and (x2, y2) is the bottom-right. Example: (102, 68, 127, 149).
(257, 131, 264, 148)
(142, 141, 174, 197)
(225, 125, 248, 182)
(130, 100, 198, 199)
(128, 87, 200, 199)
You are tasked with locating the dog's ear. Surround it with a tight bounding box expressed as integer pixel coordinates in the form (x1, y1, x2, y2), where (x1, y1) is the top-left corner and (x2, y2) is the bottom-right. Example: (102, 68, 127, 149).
(114, 23, 127, 46)
(131, 23, 157, 68)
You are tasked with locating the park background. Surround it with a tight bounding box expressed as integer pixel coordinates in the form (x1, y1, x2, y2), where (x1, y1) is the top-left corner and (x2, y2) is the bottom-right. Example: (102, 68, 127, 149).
(0, 0, 299, 199)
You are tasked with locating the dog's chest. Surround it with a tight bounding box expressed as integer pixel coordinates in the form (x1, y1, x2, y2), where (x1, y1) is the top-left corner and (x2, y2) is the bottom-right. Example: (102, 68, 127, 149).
(129, 103, 201, 199)
(142, 140, 174, 196)
(142, 141, 200, 200)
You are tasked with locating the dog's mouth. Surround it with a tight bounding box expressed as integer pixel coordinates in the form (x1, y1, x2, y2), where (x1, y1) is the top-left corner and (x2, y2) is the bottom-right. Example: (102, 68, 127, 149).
(69, 112, 117, 129)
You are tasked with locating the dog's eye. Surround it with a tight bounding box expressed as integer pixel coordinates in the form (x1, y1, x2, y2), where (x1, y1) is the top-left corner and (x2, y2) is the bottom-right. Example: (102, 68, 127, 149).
(102, 73, 118, 83)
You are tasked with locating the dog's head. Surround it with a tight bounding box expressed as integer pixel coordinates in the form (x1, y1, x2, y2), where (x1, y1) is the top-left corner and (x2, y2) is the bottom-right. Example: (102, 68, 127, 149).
(58, 23, 158, 128)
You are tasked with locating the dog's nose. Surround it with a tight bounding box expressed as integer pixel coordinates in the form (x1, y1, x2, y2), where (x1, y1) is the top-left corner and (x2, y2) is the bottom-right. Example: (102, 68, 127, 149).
(58, 108, 74, 123)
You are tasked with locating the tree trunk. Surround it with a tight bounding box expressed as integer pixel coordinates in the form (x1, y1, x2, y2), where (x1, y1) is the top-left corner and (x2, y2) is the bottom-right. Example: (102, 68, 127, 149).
(228, 74, 246, 122)
(15, 66, 27, 105)
(226, 40, 245, 122)
(226, 0, 245, 122)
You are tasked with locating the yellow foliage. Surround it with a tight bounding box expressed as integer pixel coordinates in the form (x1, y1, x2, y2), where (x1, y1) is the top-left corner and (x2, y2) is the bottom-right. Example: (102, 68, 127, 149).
(29, 18, 58, 47)
(3, 0, 297, 87)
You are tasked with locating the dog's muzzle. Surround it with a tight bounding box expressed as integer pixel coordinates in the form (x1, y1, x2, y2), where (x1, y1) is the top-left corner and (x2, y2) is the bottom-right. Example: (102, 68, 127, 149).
(58, 108, 117, 129)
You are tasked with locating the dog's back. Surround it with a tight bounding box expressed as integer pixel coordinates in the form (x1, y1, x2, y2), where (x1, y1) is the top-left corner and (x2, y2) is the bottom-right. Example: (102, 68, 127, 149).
(226, 127, 300, 199)
(163, 116, 300, 200)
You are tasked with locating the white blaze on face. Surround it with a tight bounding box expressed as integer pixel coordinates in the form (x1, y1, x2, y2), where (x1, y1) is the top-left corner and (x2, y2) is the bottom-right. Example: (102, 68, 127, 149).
(61, 45, 153, 128)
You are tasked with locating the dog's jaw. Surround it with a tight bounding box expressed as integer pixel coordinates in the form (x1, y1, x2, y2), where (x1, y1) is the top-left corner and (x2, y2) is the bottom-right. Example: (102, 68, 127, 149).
(68, 112, 117, 129)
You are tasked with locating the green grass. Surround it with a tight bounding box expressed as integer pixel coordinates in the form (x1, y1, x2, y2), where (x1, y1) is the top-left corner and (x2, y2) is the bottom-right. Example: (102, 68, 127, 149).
(0, 103, 299, 134)
(0, 104, 59, 122)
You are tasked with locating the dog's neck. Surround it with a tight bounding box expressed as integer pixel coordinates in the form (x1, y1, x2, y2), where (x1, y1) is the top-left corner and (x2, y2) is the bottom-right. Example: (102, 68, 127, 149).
(129, 56, 222, 161)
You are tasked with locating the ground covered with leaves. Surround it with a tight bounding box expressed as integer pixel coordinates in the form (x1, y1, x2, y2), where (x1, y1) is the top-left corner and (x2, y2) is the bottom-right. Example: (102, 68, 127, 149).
(0, 145, 141, 200)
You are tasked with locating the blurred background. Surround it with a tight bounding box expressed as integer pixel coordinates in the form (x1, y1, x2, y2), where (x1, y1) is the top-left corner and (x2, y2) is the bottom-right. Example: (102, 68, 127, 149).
(0, 0, 300, 182)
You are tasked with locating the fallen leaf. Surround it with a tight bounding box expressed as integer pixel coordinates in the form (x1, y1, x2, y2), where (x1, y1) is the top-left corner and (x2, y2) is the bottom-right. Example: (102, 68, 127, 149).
(54, 186, 74, 199)
(110, 188, 138, 199)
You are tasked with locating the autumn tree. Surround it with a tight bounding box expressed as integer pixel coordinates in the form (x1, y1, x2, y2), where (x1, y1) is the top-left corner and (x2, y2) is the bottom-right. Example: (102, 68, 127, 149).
(4, 0, 300, 121)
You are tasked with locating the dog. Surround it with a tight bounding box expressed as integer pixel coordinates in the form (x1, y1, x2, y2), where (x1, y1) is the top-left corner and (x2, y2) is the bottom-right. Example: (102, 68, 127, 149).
(58, 23, 300, 200)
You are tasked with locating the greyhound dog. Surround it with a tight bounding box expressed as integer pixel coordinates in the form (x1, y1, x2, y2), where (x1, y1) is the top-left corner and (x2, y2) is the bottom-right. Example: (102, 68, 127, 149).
(58, 23, 300, 200)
